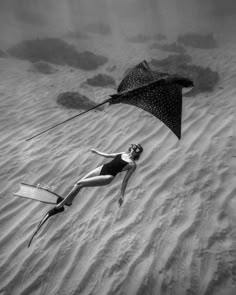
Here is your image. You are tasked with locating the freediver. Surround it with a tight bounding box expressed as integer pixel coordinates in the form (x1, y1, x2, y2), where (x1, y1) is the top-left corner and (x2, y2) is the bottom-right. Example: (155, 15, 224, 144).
(53, 143, 143, 214)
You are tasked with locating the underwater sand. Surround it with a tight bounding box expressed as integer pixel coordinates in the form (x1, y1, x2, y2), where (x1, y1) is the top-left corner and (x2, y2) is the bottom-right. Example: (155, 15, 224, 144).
(0, 34, 236, 295)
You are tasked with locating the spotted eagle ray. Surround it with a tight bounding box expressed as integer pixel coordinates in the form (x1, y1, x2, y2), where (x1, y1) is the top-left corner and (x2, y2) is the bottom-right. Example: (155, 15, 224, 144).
(26, 60, 194, 140)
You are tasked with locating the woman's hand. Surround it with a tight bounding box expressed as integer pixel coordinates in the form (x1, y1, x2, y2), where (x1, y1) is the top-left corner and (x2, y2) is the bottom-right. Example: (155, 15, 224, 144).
(91, 148, 97, 154)
(118, 196, 124, 207)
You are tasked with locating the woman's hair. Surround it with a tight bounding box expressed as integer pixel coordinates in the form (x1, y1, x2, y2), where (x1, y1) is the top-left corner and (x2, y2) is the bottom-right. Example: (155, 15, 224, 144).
(128, 144, 143, 160)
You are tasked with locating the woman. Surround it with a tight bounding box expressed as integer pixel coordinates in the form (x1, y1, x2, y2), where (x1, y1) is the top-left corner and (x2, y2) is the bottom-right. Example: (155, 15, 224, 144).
(56, 143, 143, 210)
(27, 144, 144, 247)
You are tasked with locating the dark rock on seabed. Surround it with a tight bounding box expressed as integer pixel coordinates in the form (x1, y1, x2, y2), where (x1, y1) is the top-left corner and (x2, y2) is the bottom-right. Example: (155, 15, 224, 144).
(29, 61, 57, 74)
(85, 74, 116, 87)
(0, 49, 8, 58)
(151, 54, 219, 95)
(153, 33, 167, 41)
(177, 33, 218, 49)
(85, 22, 112, 35)
(126, 34, 150, 43)
(65, 30, 89, 39)
(149, 42, 186, 54)
(7, 38, 108, 70)
(151, 54, 192, 69)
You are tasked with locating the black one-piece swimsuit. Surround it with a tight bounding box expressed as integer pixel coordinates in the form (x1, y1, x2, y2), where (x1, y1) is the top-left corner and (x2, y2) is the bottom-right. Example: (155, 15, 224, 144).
(100, 154, 129, 176)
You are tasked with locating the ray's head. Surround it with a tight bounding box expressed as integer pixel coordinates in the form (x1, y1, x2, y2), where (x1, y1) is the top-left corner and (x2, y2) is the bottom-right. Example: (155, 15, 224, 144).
(179, 77, 194, 88)
(128, 143, 143, 160)
(179, 77, 194, 95)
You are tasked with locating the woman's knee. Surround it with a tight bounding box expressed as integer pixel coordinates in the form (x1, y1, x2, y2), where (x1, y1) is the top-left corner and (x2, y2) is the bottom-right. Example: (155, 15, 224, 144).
(74, 182, 82, 189)
(105, 176, 114, 184)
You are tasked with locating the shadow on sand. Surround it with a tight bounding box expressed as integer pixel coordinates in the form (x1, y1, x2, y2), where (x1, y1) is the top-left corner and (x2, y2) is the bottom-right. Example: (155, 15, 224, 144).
(57, 92, 105, 111)
(151, 54, 220, 95)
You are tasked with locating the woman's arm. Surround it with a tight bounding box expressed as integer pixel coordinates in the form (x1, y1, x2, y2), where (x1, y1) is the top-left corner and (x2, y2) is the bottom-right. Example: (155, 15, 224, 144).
(91, 148, 122, 158)
(119, 163, 136, 206)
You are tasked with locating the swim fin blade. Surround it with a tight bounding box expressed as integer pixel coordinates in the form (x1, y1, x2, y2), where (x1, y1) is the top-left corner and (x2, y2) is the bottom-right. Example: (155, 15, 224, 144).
(13, 183, 64, 205)
(28, 206, 64, 247)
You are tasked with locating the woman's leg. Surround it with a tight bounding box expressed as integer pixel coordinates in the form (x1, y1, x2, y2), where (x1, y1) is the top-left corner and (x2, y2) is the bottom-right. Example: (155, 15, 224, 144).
(57, 167, 114, 207)
(76, 166, 103, 183)
(78, 174, 114, 186)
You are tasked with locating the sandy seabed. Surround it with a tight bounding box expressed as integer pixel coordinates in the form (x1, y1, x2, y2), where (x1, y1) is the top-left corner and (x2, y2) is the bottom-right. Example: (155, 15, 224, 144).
(0, 34, 236, 295)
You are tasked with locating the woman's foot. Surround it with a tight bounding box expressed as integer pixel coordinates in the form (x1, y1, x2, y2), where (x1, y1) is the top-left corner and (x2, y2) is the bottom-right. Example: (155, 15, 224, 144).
(48, 206, 65, 216)
(65, 201, 72, 206)
(57, 196, 64, 204)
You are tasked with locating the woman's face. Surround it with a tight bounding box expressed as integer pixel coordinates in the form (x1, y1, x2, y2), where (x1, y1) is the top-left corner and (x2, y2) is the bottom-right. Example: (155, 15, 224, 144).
(129, 144, 142, 156)
(129, 147, 136, 156)
(128, 145, 135, 154)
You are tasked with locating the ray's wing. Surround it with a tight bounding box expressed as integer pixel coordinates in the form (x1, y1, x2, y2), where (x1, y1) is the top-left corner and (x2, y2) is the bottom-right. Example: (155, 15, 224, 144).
(117, 60, 156, 93)
(110, 77, 186, 139)
(117, 59, 174, 94)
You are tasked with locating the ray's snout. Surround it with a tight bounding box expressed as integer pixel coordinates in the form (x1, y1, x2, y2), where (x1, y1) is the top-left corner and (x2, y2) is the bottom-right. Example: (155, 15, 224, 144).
(166, 75, 194, 88)
(181, 77, 194, 88)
